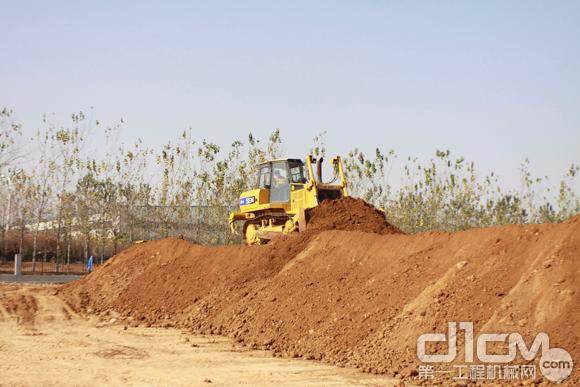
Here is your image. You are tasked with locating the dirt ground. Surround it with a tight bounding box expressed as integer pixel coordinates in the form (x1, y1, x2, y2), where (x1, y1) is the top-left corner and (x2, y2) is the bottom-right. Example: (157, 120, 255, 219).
(60, 199, 579, 384)
(0, 284, 394, 386)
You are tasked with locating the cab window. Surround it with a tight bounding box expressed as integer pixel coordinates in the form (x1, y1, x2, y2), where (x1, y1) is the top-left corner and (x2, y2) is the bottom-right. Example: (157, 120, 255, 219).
(258, 165, 271, 188)
(271, 162, 289, 187)
(288, 160, 306, 183)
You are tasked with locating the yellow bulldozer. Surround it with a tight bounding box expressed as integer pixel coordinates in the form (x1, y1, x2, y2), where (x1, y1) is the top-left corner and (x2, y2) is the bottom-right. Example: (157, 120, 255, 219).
(229, 155, 348, 245)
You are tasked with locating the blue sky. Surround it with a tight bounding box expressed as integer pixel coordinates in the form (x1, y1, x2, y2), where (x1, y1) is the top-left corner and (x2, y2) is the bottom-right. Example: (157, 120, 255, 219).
(1, 1, 579, 190)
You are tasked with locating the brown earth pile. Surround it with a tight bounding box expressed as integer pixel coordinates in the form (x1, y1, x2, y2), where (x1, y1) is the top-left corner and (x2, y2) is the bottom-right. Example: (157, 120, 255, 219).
(60, 198, 579, 384)
(306, 197, 401, 234)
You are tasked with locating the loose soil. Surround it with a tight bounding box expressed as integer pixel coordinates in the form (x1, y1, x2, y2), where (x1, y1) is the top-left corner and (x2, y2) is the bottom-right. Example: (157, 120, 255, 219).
(306, 197, 401, 235)
(60, 198, 579, 384)
(0, 284, 391, 386)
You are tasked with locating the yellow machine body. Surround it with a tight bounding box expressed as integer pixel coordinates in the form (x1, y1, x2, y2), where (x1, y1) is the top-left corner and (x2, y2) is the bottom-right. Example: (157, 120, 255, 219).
(229, 155, 348, 245)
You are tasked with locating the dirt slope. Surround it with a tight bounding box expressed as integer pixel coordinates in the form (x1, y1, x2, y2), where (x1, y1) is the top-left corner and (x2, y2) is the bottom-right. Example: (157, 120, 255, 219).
(60, 199, 579, 384)
(1, 284, 389, 386)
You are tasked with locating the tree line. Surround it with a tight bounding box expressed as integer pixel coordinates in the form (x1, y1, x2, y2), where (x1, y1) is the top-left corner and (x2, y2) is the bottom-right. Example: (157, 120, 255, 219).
(0, 108, 578, 269)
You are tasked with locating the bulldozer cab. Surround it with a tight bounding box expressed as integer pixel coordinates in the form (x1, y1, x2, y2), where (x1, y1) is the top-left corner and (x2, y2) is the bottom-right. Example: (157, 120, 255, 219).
(257, 159, 306, 203)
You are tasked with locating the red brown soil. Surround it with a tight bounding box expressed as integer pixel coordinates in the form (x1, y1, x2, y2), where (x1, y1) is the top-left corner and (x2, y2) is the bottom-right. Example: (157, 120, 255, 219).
(306, 197, 401, 235)
(59, 198, 579, 384)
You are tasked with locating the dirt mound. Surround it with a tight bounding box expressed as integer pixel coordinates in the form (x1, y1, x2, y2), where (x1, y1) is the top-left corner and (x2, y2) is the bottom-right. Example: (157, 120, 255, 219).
(60, 214, 580, 384)
(306, 197, 401, 234)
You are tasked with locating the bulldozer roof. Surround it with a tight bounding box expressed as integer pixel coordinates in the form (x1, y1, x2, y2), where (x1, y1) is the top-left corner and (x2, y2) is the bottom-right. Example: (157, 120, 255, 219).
(257, 158, 303, 165)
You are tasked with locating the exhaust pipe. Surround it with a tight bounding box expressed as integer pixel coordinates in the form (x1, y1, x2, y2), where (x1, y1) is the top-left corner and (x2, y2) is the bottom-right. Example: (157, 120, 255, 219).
(316, 157, 323, 182)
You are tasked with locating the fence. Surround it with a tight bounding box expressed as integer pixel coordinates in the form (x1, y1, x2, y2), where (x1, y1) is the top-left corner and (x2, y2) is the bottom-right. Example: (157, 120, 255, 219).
(0, 255, 95, 275)
(0, 205, 240, 268)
